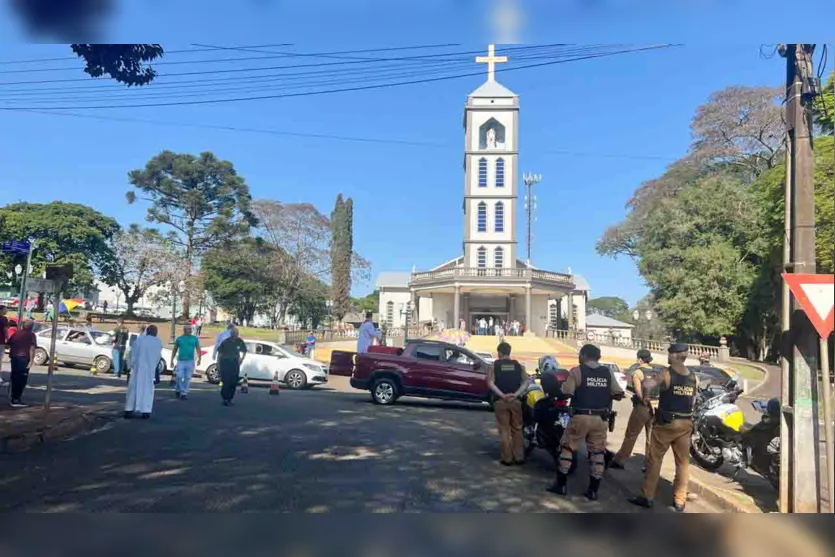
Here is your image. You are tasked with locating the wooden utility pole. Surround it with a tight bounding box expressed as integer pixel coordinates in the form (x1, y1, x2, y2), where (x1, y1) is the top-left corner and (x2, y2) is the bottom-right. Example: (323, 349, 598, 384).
(781, 43, 821, 513)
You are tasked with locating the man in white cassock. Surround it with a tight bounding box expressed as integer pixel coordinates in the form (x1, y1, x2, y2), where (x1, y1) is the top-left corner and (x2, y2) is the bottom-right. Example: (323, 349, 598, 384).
(125, 324, 163, 419)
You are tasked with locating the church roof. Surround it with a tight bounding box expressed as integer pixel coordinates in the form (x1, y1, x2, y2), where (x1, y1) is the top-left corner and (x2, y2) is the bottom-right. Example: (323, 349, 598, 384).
(573, 275, 590, 291)
(586, 314, 634, 329)
(468, 79, 517, 98)
(375, 272, 411, 288)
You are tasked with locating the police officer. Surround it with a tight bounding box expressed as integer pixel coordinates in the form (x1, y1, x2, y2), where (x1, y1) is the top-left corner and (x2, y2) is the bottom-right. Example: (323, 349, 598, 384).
(629, 343, 698, 512)
(610, 349, 659, 472)
(548, 343, 625, 500)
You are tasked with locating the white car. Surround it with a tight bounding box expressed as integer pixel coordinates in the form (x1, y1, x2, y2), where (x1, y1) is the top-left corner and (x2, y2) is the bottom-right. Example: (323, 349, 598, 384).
(474, 351, 495, 365)
(601, 361, 629, 392)
(199, 339, 328, 389)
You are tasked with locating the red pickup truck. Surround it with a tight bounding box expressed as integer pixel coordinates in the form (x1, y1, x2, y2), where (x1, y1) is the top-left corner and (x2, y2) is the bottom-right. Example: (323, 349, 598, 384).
(329, 340, 495, 406)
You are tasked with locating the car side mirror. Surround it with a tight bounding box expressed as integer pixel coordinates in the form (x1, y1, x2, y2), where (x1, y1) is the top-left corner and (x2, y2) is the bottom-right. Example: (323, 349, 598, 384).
(472, 361, 481, 370)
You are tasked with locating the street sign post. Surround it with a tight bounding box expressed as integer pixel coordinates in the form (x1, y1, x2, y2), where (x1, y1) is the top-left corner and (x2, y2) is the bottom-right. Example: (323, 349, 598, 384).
(783, 273, 835, 513)
(1, 240, 31, 255)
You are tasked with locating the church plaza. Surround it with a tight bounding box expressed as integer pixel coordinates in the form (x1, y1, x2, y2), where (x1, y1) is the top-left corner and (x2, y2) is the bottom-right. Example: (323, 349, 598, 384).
(377, 45, 589, 338)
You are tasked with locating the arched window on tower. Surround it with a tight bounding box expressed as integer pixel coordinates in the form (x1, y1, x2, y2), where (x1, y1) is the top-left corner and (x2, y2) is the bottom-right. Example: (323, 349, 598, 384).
(477, 247, 487, 268)
(477, 202, 487, 232)
(478, 158, 488, 187)
(494, 201, 504, 232)
(386, 301, 394, 327)
(494, 247, 504, 268)
(495, 158, 505, 187)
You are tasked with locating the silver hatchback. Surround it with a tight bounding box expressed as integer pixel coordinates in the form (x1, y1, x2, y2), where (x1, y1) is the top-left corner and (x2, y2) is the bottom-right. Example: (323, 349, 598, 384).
(32, 328, 115, 373)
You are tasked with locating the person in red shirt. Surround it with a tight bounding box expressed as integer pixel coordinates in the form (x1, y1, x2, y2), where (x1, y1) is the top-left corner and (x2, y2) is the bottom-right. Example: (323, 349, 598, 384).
(0, 305, 8, 386)
(8, 319, 37, 408)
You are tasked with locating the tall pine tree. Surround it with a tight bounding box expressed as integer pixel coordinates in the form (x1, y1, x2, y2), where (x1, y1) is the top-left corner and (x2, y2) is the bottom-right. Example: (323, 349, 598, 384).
(330, 194, 353, 321)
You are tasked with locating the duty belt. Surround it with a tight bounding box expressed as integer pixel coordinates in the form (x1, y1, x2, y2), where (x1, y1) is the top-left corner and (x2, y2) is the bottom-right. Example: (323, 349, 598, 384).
(666, 411, 692, 420)
(572, 408, 608, 417)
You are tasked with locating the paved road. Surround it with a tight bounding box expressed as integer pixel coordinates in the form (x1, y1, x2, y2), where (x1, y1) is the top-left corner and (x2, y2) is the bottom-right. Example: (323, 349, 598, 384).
(0, 370, 710, 513)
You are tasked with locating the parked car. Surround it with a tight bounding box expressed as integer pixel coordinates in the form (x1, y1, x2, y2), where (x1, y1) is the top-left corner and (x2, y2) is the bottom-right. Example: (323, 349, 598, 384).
(123, 332, 174, 378)
(199, 339, 328, 389)
(331, 339, 494, 406)
(32, 328, 115, 373)
(601, 361, 629, 392)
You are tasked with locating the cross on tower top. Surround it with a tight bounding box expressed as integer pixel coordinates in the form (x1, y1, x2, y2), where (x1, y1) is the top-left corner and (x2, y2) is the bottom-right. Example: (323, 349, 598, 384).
(475, 44, 508, 82)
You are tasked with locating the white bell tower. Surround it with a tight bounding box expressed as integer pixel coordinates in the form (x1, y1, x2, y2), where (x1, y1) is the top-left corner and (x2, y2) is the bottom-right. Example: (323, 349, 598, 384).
(462, 45, 519, 270)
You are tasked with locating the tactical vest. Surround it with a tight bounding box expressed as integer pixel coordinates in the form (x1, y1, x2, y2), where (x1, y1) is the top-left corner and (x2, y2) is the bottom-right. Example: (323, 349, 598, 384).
(639, 366, 661, 402)
(494, 359, 524, 395)
(570, 364, 612, 411)
(659, 367, 697, 415)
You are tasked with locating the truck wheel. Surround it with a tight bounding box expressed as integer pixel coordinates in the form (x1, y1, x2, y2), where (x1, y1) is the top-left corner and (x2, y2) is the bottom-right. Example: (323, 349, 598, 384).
(371, 377, 398, 405)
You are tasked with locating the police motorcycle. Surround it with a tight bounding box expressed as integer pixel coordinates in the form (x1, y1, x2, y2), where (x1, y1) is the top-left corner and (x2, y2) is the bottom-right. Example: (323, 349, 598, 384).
(689, 373, 781, 489)
(519, 356, 578, 472)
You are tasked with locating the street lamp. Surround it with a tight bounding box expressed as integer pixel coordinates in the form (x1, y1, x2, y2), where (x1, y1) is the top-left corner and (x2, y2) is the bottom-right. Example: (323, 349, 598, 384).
(400, 301, 414, 343)
(169, 280, 186, 344)
(325, 299, 333, 327)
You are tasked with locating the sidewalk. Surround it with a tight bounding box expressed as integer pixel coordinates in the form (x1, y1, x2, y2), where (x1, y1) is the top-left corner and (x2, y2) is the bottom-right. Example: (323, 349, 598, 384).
(0, 369, 124, 454)
(604, 397, 776, 513)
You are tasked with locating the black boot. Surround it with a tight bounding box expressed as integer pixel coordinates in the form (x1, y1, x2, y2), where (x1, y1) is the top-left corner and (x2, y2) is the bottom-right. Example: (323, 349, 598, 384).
(546, 471, 568, 496)
(629, 495, 654, 509)
(584, 477, 601, 501)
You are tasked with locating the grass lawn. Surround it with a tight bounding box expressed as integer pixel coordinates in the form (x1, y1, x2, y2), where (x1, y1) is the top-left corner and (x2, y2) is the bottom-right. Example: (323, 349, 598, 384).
(727, 362, 767, 382)
(200, 325, 282, 342)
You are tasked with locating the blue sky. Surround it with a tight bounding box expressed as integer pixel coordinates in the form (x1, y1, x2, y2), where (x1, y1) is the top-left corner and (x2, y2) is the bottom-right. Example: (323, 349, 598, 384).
(0, 2, 832, 304)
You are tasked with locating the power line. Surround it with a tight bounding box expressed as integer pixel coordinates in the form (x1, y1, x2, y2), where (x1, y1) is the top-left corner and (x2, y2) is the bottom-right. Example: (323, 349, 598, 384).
(0, 48, 594, 104)
(0, 43, 610, 87)
(0, 43, 296, 66)
(18, 108, 678, 162)
(0, 43, 465, 74)
(0, 47, 612, 96)
(0, 45, 675, 110)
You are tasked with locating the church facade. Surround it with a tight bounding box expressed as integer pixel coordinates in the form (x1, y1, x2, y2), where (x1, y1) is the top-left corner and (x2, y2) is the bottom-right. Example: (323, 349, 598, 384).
(376, 46, 588, 337)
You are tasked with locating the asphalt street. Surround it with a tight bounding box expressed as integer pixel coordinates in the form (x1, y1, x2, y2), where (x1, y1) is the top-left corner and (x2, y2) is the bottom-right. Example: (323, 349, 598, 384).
(0, 370, 710, 513)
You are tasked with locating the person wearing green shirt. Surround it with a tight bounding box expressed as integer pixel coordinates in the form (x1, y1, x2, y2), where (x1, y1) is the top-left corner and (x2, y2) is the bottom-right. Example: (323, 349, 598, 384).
(217, 327, 247, 406)
(170, 324, 201, 400)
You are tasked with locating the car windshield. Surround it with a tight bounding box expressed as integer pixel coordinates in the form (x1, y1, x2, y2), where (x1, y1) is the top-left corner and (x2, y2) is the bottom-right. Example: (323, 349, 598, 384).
(90, 331, 113, 345)
(281, 345, 303, 357)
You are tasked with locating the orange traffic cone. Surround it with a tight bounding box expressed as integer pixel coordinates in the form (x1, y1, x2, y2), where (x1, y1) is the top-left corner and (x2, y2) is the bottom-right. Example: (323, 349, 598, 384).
(269, 372, 280, 396)
(240, 374, 249, 394)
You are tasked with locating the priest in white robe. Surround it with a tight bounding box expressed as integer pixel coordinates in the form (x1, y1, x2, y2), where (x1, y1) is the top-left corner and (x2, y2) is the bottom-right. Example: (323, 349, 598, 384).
(125, 324, 162, 419)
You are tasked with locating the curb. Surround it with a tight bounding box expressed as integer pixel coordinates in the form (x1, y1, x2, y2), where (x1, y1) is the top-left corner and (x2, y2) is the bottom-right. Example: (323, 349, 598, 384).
(0, 403, 122, 455)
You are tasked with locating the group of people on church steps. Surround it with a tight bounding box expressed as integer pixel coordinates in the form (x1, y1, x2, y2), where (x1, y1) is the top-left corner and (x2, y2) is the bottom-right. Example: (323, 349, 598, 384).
(473, 317, 524, 337)
(487, 340, 698, 511)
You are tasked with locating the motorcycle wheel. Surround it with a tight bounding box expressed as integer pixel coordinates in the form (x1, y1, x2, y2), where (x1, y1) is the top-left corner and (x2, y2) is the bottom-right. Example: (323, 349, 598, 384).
(690, 431, 724, 471)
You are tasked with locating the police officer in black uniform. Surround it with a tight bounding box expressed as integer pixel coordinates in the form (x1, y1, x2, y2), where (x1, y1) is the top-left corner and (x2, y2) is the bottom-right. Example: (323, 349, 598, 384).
(548, 344, 624, 500)
(630, 343, 698, 512)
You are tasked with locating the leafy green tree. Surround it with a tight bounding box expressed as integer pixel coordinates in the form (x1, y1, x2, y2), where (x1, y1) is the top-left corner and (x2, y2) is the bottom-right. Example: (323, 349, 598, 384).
(97, 225, 173, 315)
(127, 150, 257, 316)
(202, 238, 278, 324)
(330, 194, 354, 321)
(352, 290, 380, 314)
(0, 201, 118, 289)
(813, 72, 834, 135)
(587, 296, 633, 323)
(288, 277, 329, 329)
(70, 44, 163, 86)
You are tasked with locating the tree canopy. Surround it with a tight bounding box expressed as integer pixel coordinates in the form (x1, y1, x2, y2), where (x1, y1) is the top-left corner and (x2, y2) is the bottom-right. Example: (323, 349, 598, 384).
(597, 83, 834, 360)
(202, 238, 279, 324)
(587, 296, 632, 322)
(127, 150, 257, 316)
(0, 201, 118, 288)
(71, 44, 163, 86)
(97, 225, 173, 314)
(330, 194, 354, 321)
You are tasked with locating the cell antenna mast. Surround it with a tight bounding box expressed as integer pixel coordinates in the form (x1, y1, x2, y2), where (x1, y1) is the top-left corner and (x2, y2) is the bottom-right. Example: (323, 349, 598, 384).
(523, 172, 542, 265)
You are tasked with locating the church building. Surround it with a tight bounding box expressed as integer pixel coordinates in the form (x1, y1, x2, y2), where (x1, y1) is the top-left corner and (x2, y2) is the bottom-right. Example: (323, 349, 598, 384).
(376, 46, 588, 337)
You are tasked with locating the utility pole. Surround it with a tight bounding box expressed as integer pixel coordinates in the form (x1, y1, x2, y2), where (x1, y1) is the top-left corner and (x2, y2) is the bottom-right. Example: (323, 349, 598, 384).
(780, 43, 822, 513)
(522, 172, 541, 265)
